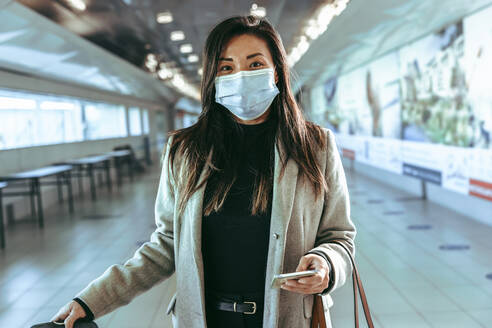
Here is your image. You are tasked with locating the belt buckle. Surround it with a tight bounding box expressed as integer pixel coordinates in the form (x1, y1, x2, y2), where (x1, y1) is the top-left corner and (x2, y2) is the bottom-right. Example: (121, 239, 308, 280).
(243, 301, 257, 314)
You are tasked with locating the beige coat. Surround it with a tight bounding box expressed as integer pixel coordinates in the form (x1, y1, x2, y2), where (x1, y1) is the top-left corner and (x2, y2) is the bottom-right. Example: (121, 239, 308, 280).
(75, 127, 356, 328)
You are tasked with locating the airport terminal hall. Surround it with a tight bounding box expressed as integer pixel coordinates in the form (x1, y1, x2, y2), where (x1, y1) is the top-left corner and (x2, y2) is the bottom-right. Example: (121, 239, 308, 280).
(2, 0, 492, 327)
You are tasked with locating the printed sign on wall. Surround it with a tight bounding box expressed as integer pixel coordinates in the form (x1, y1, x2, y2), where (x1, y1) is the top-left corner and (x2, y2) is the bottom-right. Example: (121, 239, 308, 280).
(318, 5, 492, 202)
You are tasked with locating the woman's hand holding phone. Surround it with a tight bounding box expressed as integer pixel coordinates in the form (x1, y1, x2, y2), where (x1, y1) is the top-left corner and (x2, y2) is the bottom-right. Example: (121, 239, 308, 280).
(279, 253, 330, 295)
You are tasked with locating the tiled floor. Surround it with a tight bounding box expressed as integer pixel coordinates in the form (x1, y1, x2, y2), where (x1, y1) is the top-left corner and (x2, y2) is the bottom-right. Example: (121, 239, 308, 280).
(0, 163, 491, 328)
(331, 170, 492, 328)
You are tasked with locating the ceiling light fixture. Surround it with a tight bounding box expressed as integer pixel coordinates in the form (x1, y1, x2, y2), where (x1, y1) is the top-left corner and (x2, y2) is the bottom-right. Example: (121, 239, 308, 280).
(170, 30, 185, 41)
(157, 11, 173, 24)
(153, 63, 200, 100)
(250, 3, 266, 18)
(180, 44, 193, 54)
(333, 1, 348, 15)
(170, 74, 200, 99)
(145, 53, 158, 72)
(157, 67, 173, 80)
(171, 75, 185, 88)
(287, 0, 350, 67)
(187, 54, 199, 63)
(66, 0, 86, 11)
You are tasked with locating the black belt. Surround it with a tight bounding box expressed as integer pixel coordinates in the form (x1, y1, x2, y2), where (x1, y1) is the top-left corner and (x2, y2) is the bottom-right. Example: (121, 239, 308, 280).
(213, 299, 257, 314)
(206, 289, 263, 315)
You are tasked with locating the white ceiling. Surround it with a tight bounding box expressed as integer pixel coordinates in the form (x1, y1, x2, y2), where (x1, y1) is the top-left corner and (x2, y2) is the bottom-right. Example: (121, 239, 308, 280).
(0, 0, 323, 103)
(119, 0, 323, 85)
(295, 0, 492, 89)
(2, 0, 491, 104)
(0, 1, 176, 104)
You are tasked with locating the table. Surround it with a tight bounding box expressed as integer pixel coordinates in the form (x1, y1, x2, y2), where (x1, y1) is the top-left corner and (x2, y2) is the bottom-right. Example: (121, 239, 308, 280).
(0, 181, 7, 249)
(105, 150, 133, 187)
(56, 155, 112, 201)
(0, 165, 74, 229)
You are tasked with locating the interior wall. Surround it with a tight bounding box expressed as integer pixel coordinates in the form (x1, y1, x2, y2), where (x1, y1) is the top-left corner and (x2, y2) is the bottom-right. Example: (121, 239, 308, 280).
(342, 157, 492, 226)
(0, 70, 166, 111)
(0, 136, 147, 174)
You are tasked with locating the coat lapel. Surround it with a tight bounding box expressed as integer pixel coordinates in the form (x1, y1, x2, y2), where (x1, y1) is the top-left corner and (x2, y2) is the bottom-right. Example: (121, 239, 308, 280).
(262, 137, 299, 327)
(185, 136, 299, 326)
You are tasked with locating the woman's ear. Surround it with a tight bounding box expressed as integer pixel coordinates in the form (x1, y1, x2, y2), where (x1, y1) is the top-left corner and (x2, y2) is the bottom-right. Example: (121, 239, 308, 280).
(274, 69, 279, 84)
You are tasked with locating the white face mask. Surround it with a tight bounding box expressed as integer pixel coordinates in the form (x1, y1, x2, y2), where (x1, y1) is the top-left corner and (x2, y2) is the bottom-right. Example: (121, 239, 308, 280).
(214, 68, 279, 120)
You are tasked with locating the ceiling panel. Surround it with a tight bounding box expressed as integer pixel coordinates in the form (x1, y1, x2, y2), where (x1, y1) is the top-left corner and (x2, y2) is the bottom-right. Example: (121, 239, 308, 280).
(0, 2, 176, 103)
(8, 0, 485, 102)
(14, 0, 324, 88)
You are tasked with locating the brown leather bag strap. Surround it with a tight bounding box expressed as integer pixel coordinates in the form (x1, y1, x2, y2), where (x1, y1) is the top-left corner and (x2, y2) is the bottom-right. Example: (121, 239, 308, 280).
(312, 295, 326, 328)
(331, 240, 374, 328)
(312, 297, 318, 328)
(352, 264, 359, 328)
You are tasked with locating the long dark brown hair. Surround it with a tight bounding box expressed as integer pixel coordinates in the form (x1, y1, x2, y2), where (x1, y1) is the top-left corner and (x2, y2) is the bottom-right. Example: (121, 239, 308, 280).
(166, 15, 327, 217)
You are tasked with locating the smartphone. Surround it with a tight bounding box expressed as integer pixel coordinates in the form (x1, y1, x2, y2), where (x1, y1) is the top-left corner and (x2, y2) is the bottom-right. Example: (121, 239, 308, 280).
(271, 269, 320, 289)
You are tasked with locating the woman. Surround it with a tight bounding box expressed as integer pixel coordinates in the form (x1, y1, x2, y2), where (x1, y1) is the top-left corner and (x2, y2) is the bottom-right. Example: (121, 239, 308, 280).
(51, 15, 356, 328)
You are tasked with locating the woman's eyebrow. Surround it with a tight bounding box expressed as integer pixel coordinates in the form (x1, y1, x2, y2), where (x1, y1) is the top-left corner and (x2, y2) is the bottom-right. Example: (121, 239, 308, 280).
(246, 52, 264, 59)
(218, 52, 265, 61)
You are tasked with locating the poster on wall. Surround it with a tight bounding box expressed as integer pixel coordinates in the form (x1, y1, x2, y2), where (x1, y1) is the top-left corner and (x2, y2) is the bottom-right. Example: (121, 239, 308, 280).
(398, 21, 469, 146)
(367, 137, 403, 174)
(463, 5, 492, 150)
(398, 17, 491, 150)
(468, 148, 492, 201)
(316, 4, 492, 202)
(328, 51, 401, 140)
(366, 52, 401, 139)
(337, 66, 371, 136)
(321, 75, 339, 132)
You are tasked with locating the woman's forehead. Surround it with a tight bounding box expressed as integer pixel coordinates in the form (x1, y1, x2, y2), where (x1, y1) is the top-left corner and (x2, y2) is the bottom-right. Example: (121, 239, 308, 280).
(220, 34, 271, 59)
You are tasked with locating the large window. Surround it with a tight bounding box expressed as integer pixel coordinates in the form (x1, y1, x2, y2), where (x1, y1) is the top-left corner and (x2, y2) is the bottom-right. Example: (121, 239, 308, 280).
(39, 100, 84, 145)
(128, 107, 142, 136)
(142, 109, 150, 134)
(84, 102, 127, 140)
(0, 88, 135, 150)
(0, 89, 83, 149)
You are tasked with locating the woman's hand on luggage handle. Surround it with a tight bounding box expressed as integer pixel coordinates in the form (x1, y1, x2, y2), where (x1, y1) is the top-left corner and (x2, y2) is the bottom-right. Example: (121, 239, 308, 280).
(50, 300, 87, 328)
(280, 254, 330, 294)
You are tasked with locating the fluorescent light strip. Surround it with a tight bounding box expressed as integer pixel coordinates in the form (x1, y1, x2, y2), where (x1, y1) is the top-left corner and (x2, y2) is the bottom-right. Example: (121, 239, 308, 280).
(66, 0, 86, 11)
(250, 3, 266, 18)
(170, 30, 185, 41)
(287, 0, 350, 67)
(155, 62, 200, 99)
(180, 44, 193, 54)
(188, 54, 199, 63)
(157, 11, 173, 24)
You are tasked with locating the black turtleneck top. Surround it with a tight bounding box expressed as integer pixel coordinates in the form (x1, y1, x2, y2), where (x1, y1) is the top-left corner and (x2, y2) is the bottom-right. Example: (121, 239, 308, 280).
(201, 117, 275, 294)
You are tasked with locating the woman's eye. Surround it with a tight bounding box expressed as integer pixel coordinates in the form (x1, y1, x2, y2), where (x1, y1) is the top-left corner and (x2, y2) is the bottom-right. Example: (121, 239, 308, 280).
(250, 61, 263, 68)
(219, 66, 231, 71)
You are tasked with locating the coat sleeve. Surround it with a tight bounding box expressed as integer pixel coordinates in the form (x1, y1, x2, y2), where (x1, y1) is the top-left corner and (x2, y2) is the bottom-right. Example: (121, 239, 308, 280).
(307, 128, 356, 295)
(73, 136, 177, 319)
